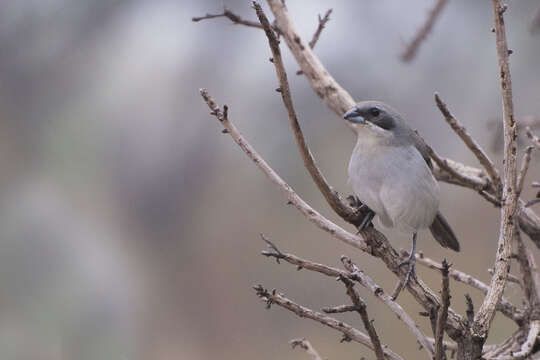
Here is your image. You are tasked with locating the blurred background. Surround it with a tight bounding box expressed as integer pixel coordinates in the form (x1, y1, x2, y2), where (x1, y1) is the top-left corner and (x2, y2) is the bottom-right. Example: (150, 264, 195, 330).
(1, 0, 539, 359)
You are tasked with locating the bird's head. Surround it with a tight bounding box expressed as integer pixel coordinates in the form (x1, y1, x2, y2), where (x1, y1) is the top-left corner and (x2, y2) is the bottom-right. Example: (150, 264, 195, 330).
(343, 101, 405, 139)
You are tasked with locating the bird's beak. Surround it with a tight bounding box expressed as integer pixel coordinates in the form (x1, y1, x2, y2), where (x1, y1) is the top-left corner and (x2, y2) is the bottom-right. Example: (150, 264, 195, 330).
(343, 108, 365, 124)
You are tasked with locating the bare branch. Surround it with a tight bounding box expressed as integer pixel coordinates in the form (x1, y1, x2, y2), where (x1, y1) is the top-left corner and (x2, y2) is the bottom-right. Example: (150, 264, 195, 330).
(192, 9, 263, 29)
(340, 276, 386, 360)
(473, 0, 519, 342)
(322, 304, 358, 314)
(516, 146, 534, 200)
(296, 9, 333, 75)
(309, 9, 332, 49)
(434, 93, 502, 195)
(434, 260, 451, 360)
(526, 127, 540, 149)
(341, 256, 435, 357)
(289, 338, 323, 360)
(514, 230, 540, 310)
(266, 0, 356, 117)
(416, 253, 524, 323)
(487, 268, 522, 287)
(200, 89, 369, 253)
(401, 0, 449, 62)
(511, 320, 540, 358)
(253, 285, 404, 360)
(252, 2, 363, 226)
(260, 241, 435, 357)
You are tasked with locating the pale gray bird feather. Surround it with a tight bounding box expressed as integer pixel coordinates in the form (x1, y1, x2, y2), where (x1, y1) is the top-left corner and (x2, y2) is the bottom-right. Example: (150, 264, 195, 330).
(345, 101, 460, 251)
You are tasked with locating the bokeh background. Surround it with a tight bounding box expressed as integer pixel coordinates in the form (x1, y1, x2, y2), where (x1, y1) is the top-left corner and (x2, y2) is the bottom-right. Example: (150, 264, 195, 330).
(1, 0, 540, 359)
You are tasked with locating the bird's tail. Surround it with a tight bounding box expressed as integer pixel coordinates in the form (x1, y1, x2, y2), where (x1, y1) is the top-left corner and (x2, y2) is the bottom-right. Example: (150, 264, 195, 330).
(429, 212, 460, 252)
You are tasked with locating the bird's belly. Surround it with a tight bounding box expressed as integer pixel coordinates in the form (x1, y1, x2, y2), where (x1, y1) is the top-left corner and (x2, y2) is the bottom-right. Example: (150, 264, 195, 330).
(348, 144, 439, 232)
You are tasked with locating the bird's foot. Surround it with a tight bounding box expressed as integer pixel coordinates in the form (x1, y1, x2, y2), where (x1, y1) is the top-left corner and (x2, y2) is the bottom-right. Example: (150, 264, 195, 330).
(356, 208, 375, 233)
(391, 233, 418, 301)
(347, 195, 375, 233)
(398, 252, 417, 288)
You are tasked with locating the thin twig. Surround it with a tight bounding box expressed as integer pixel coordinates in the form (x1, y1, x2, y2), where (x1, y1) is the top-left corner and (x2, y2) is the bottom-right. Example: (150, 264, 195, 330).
(289, 338, 323, 360)
(516, 146, 534, 200)
(473, 0, 519, 342)
(416, 254, 523, 323)
(340, 277, 386, 360)
(253, 285, 404, 360)
(192, 9, 263, 29)
(266, 0, 356, 116)
(200, 89, 368, 253)
(260, 240, 435, 358)
(297, 9, 333, 75)
(434, 260, 451, 360)
(514, 230, 540, 309)
(401, 0, 449, 62)
(341, 256, 435, 358)
(309, 9, 332, 48)
(434, 93, 502, 195)
(526, 127, 540, 149)
(253, 1, 362, 226)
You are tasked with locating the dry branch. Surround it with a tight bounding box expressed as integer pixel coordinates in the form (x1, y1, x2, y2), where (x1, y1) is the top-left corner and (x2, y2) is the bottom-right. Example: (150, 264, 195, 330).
(472, 0, 519, 344)
(192, 9, 264, 29)
(289, 338, 323, 360)
(253, 2, 363, 226)
(401, 0, 449, 62)
(514, 231, 540, 311)
(511, 320, 540, 358)
(260, 240, 435, 357)
(200, 89, 368, 253)
(253, 285, 404, 360)
(434, 260, 451, 360)
(340, 276, 386, 360)
(516, 146, 534, 200)
(296, 9, 333, 75)
(435, 93, 502, 195)
(416, 253, 523, 323)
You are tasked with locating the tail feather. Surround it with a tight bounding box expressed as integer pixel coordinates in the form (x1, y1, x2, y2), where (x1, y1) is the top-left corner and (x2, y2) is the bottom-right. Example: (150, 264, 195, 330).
(429, 212, 460, 252)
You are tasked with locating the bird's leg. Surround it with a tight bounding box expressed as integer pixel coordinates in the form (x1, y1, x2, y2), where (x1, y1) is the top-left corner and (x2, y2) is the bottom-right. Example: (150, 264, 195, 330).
(347, 195, 375, 233)
(356, 205, 375, 233)
(391, 233, 418, 300)
(399, 232, 417, 286)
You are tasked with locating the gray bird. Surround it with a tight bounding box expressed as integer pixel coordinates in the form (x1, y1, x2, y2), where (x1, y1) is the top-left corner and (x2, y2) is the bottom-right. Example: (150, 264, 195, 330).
(344, 101, 459, 285)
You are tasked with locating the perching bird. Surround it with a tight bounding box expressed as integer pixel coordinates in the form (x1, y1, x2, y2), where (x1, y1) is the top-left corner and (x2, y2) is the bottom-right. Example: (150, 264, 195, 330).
(344, 101, 459, 286)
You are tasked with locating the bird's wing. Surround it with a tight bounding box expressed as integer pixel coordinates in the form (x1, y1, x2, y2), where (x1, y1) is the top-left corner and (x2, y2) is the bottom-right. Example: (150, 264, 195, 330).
(410, 130, 433, 170)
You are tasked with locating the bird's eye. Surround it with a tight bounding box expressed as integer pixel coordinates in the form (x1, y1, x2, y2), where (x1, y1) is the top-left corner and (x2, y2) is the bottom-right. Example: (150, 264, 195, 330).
(370, 108, 380, 117)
